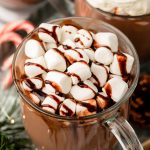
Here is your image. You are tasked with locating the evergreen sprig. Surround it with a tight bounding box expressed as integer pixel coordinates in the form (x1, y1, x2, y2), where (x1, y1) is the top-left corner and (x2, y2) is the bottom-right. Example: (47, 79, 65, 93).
(0, 85, 34, 150)
(0, 134, 15, 150)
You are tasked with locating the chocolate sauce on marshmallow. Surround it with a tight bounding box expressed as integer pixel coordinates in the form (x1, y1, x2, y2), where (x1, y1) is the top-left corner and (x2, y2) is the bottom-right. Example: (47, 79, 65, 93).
(38, 24, 61, 44)
(20, 22, 134, 117)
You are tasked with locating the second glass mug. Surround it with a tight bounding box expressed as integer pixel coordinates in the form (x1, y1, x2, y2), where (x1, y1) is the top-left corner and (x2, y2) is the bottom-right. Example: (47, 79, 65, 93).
(13, 17, 142, 150)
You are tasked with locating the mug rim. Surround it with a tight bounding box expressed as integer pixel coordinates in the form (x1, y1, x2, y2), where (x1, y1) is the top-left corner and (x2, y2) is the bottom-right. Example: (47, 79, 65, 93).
(85, 0, 150, 19)
(13, 16, 140, 121)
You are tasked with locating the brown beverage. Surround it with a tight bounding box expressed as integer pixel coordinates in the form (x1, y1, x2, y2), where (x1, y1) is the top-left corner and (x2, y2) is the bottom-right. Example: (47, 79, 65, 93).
(13, 17, 142, 150)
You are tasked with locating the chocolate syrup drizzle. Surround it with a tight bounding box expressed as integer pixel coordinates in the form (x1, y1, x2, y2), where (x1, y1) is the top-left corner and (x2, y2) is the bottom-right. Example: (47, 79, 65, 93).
(45, 80, 61, 93)
(53, 48, 71, 66)
(60, 104, 74, 116)
(78, 101, 96, 113)
(96, 93, 114, 110)
(42, 104, 56, 112)
(25, 62, 49, 72)
(67, 72, 81, 83)
(24, 78, 36, 89)
(62, 45, 72, 50)
(41, 94, 62, 112)
(104, 83, 112, 98)
(49, 94, 62, 104)
(92, 74, 100, 87)
(38, 26, 59, 44)
(78, 83, 96, 95)
(78, 60, 88, 65)
(32, 90, 47, 102)
(93, 40, 111, 50)
(74, 38, 84, 46)
(91, 63, 109, 88)
(24, 77, 44, 90)
(116, 52, 127, 75)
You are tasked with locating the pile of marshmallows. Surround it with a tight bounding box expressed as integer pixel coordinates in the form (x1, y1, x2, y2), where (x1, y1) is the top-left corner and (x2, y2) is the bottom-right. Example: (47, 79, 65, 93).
(21, 23, 134, 117)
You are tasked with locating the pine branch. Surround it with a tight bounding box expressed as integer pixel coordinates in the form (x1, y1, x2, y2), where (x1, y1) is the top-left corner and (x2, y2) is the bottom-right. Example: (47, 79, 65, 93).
(0, 85, 34, 150)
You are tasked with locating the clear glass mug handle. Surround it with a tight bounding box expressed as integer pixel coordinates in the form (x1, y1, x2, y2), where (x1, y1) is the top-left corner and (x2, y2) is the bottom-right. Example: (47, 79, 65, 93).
(104, 115, 143, 150)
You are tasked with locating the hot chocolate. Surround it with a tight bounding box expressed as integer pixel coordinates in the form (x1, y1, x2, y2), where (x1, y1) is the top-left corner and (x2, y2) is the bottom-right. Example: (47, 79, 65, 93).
(13, 17, 142, 150)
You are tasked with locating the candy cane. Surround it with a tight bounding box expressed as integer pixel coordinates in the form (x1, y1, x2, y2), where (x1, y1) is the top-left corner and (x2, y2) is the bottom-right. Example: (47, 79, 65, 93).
(1, 54, 14, 71)
(0, 20, 34, 89)
(0, 32, 22, 45)
(0, 20, 34, 35)
(0, 32, 22, 89)
(2, 67, 13, 90)
(0, 32, 22, 70)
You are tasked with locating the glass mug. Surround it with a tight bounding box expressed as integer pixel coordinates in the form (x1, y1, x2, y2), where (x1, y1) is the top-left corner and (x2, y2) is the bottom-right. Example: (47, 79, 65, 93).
(75, 0, 150, 64)
(13, 17, 142, 150)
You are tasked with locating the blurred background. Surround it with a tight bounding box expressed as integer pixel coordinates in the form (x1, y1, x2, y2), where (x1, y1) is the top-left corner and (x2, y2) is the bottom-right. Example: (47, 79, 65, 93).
(0, 0, 149, 149)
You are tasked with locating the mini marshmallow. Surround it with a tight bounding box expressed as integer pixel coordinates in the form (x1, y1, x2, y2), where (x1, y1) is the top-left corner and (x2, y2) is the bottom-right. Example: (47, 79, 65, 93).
(29, 93, 41, 105)
(42, 94, 64, 114)
(44, 48, 66, 72)
(95, 47, 113, 65)
(109, 74, 122, 79)
(96, 92, 111, 109)
(83, 48, 95, 62)
(22, 77, 43, 91)
(61, 25, 78, 43)
(67, 61, 92, 84)
(94, 32, 118, 52)
(22, 81, 32, 91)
(109, 74, 129, 82)
(90, 31, 95, 38)
(70, 80, 97, 101)
(63, 39, 76, 48)
(110, 53, 134, 76)
(74, 29, 93, 48)
(25, 39, 45, 58)
(84, 80, 98, 93)
(123, 53, 134, 74)
(38, 23, 62, 43)
(89, 76, 99, 86)
(58, 39, 76, 53)
(91, 63, 109, 87)
(64, 49, 89, 64)
(43, 42, 57, 50)
(110, 54, 122, 75)
(24, 56, 47, 78)
(103, 77, 128, 102)
(45, 71, 72, 94)
(42, 84, 56, 95)
(59, 99, 76, 116)
(76, 99, 97, 117)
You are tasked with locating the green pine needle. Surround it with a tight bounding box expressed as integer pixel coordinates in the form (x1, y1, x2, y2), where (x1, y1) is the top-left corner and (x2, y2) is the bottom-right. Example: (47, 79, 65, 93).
(0, 134, 15, 150)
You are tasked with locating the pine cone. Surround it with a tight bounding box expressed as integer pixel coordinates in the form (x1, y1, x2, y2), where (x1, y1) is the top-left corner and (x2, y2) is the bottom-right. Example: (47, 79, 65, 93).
(130, 74, 150, 127)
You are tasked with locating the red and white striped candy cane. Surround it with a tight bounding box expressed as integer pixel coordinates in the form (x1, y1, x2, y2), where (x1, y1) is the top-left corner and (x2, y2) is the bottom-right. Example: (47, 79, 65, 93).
(0, 20, 34, 35)
(0, 32, 22, 46)
(0, 20, 34, 89)
(2, 67, 13, 90)
(0, 32, 22, 89)
(0, 32, 23, 71)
